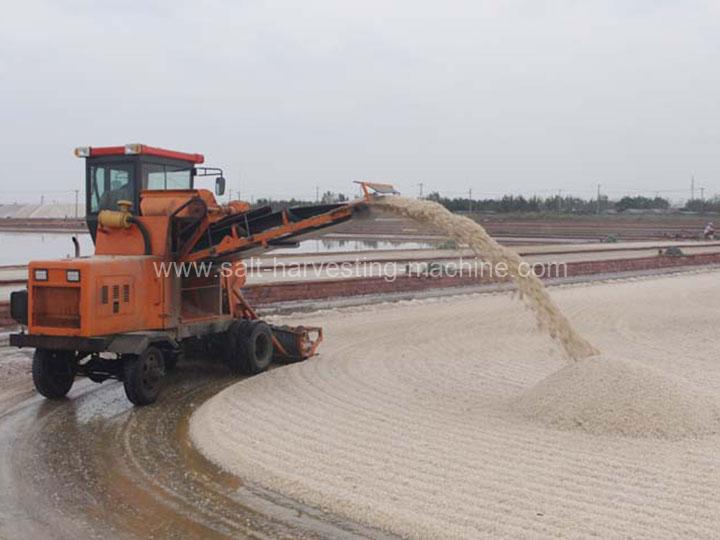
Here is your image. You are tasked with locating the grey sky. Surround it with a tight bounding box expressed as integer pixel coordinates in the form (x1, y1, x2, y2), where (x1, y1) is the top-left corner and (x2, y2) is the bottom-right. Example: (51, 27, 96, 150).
(1, 0, 719, 204)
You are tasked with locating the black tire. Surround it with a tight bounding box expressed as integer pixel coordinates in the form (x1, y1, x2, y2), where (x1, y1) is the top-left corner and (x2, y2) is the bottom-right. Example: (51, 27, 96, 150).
(32, 349, 76, 399)
(164, 350, 182, 371)
(225, 320, 273, 375)
(223, 319, 251, 367)
(123, 347, 165, 406)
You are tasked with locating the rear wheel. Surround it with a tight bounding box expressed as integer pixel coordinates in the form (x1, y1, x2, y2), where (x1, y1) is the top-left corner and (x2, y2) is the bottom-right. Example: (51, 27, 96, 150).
(225, 320, 273, 375)
(123, 347, 165, 406)
(32, 348, 76, 399)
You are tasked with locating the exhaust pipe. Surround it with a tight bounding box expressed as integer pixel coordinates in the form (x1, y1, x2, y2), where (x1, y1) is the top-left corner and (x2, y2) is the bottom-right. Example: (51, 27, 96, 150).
(71, 236, 80, 258)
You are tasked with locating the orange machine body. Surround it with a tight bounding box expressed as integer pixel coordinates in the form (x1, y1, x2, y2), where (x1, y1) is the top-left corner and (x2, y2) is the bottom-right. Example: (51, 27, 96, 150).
(25, 185, 361, 339)
(27, 256, 169, 337)
(21, 142, 379, 354)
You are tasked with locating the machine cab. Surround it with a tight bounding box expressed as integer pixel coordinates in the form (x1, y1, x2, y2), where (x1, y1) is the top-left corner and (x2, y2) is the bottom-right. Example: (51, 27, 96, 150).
(75, 144, 223, 239)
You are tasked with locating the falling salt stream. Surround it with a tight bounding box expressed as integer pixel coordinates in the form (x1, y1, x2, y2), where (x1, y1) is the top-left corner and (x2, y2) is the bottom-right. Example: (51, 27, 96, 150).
(374, 196, 599, 361)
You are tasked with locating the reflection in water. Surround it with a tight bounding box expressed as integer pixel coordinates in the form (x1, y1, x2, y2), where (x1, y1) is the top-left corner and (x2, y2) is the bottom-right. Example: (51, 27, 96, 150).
(0, 233, 435, 265)
(0, 232, 95, 266)
(273, 238, 434, 254)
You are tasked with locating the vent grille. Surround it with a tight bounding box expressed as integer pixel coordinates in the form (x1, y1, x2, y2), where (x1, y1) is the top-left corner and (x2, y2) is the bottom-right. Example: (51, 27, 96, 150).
(33, 287, 80, 328)
(99, 278, 133, 316)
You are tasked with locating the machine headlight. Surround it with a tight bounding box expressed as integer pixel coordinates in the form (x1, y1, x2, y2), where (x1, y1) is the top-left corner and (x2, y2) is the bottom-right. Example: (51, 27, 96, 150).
(74, 146, 90, 157)
(34, 269, 48, 281)
(66, 270, 80, 282)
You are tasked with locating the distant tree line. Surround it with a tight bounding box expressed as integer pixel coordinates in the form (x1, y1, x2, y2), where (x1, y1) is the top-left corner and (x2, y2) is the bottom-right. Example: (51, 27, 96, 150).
(254, 191, 348, 211)
(426, 192, 674, 214)
(685, 197, 720, 213)
(615, 196, 670, 212)
(425, 192, 602, 213)
(252, 191, 718, 214)
(424, 192, 720, 214)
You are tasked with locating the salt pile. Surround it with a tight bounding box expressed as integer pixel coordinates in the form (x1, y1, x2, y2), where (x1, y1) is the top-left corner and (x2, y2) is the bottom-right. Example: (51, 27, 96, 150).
(515, 355, 720, 438)
(375, 196, 720, 439)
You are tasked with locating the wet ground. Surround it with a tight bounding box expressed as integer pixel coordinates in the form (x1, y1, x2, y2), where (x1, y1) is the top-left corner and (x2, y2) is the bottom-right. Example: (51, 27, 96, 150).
(0, 348, 393, 539)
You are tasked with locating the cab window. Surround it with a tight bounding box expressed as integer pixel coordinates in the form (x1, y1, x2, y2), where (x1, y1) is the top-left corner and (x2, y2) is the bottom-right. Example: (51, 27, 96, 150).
(145, 164, 166, 190)
(90, 164, 134, 213)
(142, 163, 192, 190)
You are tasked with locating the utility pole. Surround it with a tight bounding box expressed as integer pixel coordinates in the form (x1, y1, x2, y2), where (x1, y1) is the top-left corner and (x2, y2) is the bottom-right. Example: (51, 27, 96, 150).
(557, 189, 562, 213)
(74, 189, 79, 218)
(315, 185, 319, 203)
(418, 182, 424, 198)
(691, 174, 695, 201)
(596, 183, 601, 214)
(701, 187, 705, 213)
(468, 188, 472, 213)
(40, 194, 44, 206)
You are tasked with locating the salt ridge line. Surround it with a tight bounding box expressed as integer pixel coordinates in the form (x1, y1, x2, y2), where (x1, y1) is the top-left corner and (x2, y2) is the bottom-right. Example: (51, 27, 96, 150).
(373, 196, 598, 360)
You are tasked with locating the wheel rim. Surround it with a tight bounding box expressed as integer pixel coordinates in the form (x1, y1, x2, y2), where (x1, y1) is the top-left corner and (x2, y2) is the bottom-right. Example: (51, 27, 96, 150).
(141, 351, 162, 392)
(255, 333, 270, 361)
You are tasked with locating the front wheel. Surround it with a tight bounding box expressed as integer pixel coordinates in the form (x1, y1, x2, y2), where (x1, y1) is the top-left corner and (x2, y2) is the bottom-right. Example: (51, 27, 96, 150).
(32, 349, 76, 399)
(123, 347, 165, 406)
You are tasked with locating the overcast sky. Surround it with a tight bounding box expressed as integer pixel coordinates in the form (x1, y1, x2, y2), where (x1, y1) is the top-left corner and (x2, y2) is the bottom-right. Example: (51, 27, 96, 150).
(1, 0, 719, 203)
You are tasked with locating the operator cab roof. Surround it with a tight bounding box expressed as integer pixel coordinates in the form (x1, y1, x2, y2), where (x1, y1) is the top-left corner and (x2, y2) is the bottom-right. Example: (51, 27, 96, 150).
(74, 144, 204, 164)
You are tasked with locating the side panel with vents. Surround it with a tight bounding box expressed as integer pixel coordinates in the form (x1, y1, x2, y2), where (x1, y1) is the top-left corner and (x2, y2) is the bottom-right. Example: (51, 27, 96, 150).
(27, 257, 166, 337)
(97, 276, 134, 317)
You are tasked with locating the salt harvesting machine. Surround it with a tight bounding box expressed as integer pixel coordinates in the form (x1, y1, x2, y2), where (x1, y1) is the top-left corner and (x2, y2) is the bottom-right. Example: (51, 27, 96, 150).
(9, 144, 395, 405)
